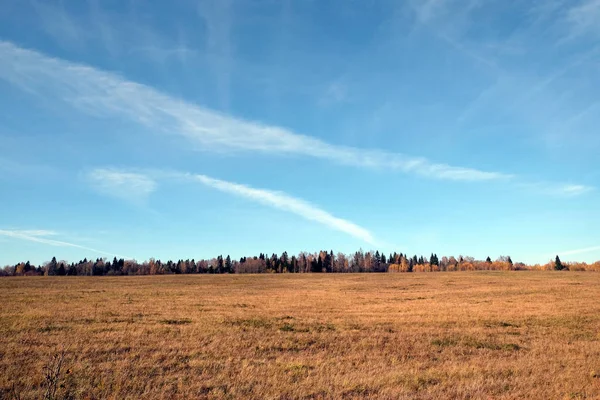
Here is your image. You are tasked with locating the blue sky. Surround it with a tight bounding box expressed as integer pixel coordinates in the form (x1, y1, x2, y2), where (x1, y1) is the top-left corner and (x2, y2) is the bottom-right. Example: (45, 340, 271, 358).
(1, 0, 599, 265)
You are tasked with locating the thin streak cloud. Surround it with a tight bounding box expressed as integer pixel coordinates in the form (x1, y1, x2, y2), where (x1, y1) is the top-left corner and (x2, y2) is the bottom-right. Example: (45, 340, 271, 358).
(188, 173, 378, 245)
(87, 168, 378, 245)
(558, 245, 600, 256)
(517, 182, 595, 197)
(0, 229, 127, 258)
(0, 40, 510, 183)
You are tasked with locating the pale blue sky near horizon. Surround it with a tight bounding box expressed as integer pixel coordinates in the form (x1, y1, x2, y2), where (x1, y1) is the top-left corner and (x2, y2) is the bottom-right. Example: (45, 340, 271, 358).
(0, 0, 599, 266)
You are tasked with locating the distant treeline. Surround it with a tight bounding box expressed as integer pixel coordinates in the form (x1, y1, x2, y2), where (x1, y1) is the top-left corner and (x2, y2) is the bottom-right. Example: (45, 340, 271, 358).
(2, 251, 599, 276)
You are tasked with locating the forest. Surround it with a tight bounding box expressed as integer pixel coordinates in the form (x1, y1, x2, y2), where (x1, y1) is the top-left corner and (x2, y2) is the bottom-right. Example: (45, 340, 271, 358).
(3, 250, 600, 276)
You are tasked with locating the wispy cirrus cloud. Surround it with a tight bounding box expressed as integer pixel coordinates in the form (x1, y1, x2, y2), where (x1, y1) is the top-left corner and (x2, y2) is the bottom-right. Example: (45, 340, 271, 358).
(5, 229, 58, 237)
(86, 168, 157, 203)
(1, 41, 594, 194)
(405, 0, 599, 154)
(0, 40, 510, 183)
(87, 168, 378, 245)
(407, 0, 497, 69)
(517, 182, 595, 197)
(128, 45, 197, 65)
(30, 0, 85, 48)
(558, 245, 600, 257)
(559, 184, 594, 197)
(565, 0, 600, 40)
(318, 80, 350, 107)
(0, 229, 127, 258)
(197, 0, 234, 110)
(187, 173, 378, 245)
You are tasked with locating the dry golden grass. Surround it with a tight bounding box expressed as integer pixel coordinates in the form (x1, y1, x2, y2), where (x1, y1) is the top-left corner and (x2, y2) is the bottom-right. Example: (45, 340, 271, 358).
(1, 272, 600, 399)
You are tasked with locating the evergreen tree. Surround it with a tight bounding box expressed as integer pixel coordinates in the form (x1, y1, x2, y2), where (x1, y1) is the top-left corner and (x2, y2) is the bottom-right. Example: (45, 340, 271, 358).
(67, 263, 77, 276)
(330, 250, 335, 271)
(174, 260, 182, 274)
(270, 253, 279, 273)
(47, 256, 58, 276)
(225, 255, 232, 273)
(372, 251, 381, 272)
(217, 256, 224, 273)
(116, 258, 125, 274)
(310, 258, 320, 273)
(57, 263, 66, 276)
(554, 255, 564, 271)
(486, 256, 492, 264)
(280, 252, 289, 272)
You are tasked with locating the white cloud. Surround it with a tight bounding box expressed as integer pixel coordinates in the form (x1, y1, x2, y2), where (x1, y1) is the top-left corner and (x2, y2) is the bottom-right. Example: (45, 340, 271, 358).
(11, 229, 58, 237)
(90, 168, 378, 245)
(566, 0, 600, 40)
(517, 182, 595, 197)
(188, 173, 378, 245)
(0, 41, 510, 183)
(87, 168, 157, 201)
(410, 0, 448, 23)
(318, 81, 350, 107)
(0, 41, 593, 195)
(0, 229, 126, 258)
(556, 245, 600, 257)
(559, 184, 594, 197)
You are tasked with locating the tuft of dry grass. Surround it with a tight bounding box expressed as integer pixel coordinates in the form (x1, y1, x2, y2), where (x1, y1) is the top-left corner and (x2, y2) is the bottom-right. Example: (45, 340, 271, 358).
(1, 272, 600, 399)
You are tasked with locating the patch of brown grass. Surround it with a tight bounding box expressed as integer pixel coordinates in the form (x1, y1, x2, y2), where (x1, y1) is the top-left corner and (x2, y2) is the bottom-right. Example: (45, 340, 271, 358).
(1, 272, 600, 399)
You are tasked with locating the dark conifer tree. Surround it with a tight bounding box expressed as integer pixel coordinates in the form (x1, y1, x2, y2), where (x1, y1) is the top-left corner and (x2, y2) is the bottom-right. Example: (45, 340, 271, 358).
(310, 258, 320, 273)
(57, 263, 66, 276)
(225, 255, 232, 273)
(554, 255, 564, 271)
(280, 252, 289, 272)
(217, 256, 224, 273)
(47, 256, 58, 276)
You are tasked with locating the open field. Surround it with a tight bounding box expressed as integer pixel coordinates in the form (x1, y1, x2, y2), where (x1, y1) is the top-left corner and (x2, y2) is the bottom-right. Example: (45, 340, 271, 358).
(1, 273, 600, 399)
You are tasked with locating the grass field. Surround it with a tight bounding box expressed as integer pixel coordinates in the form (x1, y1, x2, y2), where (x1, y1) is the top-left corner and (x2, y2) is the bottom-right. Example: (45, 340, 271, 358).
(1, 272, 600, 399)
